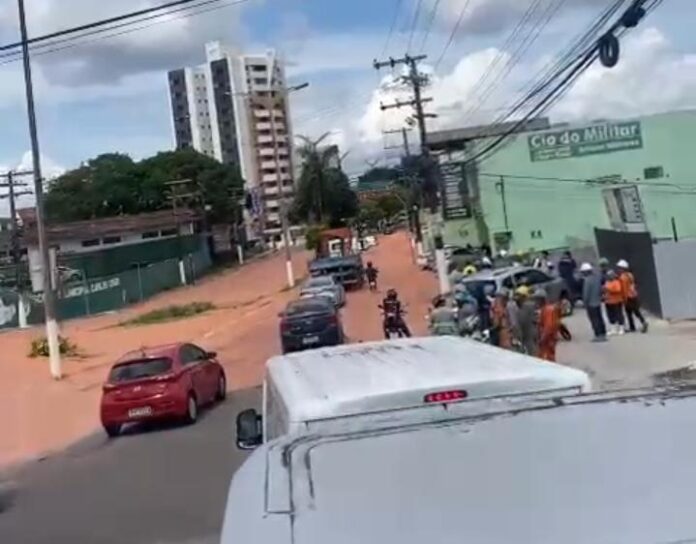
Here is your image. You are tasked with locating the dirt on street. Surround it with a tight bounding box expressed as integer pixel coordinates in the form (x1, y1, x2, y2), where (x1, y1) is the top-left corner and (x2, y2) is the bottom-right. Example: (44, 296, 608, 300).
(0, 232, 436, 469)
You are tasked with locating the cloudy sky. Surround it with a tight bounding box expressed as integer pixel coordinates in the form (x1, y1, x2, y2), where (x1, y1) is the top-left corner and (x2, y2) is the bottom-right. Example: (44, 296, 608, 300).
(0, 0, 692, 185)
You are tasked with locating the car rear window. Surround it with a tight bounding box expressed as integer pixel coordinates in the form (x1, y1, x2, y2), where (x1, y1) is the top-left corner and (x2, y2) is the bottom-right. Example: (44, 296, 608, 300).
(109, 358, 172, 382)
(306, 277, 333, 288)
(462, 280, 497, 294)
(286, 300, 332, 315)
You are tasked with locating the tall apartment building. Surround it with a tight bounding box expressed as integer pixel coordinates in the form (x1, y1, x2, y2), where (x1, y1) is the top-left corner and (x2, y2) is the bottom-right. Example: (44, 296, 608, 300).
(168, 42, 297, 243)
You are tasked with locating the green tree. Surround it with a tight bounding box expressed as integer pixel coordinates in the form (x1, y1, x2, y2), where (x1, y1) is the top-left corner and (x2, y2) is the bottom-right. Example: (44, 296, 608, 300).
(292, 134, 358, 227)
(375, 193, 405, 218)
(45, 149, 244, 224)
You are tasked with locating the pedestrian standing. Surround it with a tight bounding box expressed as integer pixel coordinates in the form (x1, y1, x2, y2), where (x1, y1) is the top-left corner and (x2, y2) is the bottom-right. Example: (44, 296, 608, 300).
(558, 251, 578, 299)
(617, 259, 649, 333)
(580, 262, 608, 342)
(516, 287, 538, 356)
(604, 269, 626, 336)
(490, 289, 513, 349)
(507, 290, 521, 346)
(535, 289, 561, 362)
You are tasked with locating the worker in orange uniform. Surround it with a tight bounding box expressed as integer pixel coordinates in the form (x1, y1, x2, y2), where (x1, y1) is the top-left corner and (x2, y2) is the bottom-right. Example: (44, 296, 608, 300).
(603, 269, 626, 336)
(490, 288, 513, 349)
(535, 289, 560, 362)
(617, 259, 648, 333)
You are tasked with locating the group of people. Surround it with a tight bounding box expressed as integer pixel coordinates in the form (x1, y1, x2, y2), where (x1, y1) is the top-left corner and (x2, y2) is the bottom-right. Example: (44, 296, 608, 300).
(579, 257, 648, 341)
(430, 281, 563, 363)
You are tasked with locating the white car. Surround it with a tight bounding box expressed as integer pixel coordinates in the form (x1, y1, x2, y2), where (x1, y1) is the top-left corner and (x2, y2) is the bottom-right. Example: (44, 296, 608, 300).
(299, 276, 345, 307)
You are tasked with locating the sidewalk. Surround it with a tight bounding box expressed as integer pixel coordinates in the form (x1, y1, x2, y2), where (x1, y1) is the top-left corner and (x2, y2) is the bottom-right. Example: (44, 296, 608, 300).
(559, 312, 696, 389)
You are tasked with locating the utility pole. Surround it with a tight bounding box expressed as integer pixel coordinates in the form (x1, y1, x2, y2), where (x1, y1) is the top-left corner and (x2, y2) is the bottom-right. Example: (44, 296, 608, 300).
(382, 127, 412, 157)
(0, 171, 32, 287)
(165, 178, 195, 286)
(496, 176, 510, 232)
(17, 0, 61, 379)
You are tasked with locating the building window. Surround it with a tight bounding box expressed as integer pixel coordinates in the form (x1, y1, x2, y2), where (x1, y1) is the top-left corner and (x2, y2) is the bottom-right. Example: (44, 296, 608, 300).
(161, 228, 178, 237)
(644, 166, 664, 179)
(142, 231, 159, 240)
(81, 239, 100, 248)
(103, 236, 122, 245)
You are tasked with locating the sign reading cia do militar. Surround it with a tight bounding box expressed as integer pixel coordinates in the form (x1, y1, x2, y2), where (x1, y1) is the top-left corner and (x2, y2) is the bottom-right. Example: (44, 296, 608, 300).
(527, 120, 643, 162)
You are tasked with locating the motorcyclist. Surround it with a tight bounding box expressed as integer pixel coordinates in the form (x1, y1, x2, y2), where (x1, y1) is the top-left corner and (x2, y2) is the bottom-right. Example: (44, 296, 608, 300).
(454, 285, 479, 336)
(380, 288, 411, 338)
(428, 295, 458, 336)
(365, 261, 379, 290)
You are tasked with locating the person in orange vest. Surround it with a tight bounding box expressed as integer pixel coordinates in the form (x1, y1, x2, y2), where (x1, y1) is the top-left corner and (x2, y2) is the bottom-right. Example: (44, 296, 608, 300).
(603, 269, 626, 336)
(617, 259, 648, 333)
(535, 289, 560, 362)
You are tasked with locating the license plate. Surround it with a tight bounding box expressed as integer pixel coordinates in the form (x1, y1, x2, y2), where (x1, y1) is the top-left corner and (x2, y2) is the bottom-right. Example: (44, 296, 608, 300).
(128, 407, 153, 418)
(302, 335, 320, 345)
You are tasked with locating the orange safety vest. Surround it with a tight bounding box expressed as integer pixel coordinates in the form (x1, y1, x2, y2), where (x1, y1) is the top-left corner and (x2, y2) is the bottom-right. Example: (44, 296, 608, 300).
(619, 271, 638, 299)
(538, 303, 560, 362)
(604, 278, 625, 305)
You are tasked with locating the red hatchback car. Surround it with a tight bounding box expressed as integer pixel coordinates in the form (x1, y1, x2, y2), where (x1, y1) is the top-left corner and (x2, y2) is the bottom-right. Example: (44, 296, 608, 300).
(100, 343, 226, 437)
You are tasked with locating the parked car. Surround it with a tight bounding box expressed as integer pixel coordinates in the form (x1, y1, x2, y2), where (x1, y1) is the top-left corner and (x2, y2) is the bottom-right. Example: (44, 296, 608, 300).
(299, 276, 346, 307)
(100, 343, 226, 437)
(279, 298, 344, 354)
(309, 255, 364, 289)
(459, 266, 574, 315)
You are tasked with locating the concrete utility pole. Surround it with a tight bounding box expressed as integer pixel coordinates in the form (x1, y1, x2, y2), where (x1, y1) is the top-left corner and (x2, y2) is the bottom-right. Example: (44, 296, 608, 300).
(0, 171, 31, 287)
(165, 178, 195, 286)
(382, 127, 412, 157)
(17, 0, 62, 378)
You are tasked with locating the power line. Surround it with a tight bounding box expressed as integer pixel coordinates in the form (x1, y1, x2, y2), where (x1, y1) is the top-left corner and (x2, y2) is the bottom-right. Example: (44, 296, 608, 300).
(0, 0, 252, 65)
(381, 0, 404, 57)
(433, 0, 472, 70)
(0, 0, 235, 53)
(419, 0, 442, 52)
(407, 0, 424, 53)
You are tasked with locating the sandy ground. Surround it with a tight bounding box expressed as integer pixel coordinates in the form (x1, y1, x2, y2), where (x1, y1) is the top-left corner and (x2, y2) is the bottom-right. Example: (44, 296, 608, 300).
(0, 232, 436, 468)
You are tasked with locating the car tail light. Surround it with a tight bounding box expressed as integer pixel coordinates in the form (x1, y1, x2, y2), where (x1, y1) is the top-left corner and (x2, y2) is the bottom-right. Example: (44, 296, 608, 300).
(424, 390, 468, 404)
(154, 373, 177, 383)
(102, 383, 118, 393)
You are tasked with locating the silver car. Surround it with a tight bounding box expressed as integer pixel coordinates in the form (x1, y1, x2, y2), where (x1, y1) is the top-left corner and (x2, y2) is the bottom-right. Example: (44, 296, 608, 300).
(459, 266, 574, 315)
(300, 276, 346, 307)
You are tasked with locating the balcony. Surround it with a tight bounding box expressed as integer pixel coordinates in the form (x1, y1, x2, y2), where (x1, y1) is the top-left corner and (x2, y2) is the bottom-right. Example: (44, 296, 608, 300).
(262, 173, 279, 182)
(257, 135, 274, 145)
(263, 185, 280, 195)
(258, 147, 276, 157)
(256, 122, 272, 131)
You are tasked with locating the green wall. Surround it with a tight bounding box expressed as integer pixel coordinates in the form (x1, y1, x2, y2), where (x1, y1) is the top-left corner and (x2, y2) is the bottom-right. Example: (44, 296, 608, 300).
(458, 110, 696, 251)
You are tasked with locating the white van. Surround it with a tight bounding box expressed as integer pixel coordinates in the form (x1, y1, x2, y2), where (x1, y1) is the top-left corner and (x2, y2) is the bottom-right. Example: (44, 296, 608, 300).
(222, 386, 696, 544)
(235, 336, 591, 449)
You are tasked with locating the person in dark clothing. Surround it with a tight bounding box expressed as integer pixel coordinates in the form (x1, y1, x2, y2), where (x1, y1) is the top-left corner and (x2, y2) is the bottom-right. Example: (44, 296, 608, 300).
(365, 261, 379, 290)
(380, 288, 411, 338)
(581, 262, 607, 342)
(558, 251, 578, 298)
(617, 259, 649, 333)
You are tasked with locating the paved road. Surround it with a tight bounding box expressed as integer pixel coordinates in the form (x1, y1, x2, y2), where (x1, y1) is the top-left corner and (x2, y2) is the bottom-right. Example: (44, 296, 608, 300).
(0, 387, 259, 544)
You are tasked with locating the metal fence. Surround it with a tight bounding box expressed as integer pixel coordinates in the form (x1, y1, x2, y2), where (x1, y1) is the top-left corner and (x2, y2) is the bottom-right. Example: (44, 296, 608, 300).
(0, 244, 213, 331)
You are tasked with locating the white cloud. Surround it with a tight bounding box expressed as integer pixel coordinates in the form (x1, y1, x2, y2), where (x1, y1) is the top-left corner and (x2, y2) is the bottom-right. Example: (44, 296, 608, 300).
(552, 27, 696, 120)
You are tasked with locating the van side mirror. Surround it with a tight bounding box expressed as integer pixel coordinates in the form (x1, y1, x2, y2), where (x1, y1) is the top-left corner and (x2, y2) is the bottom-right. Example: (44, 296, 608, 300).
(236, 409, 262, 450)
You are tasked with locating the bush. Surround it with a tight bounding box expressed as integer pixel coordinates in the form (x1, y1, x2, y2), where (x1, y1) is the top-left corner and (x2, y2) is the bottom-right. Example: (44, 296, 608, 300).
(30, 336, 79, 358)
(121, 302, 215, 327)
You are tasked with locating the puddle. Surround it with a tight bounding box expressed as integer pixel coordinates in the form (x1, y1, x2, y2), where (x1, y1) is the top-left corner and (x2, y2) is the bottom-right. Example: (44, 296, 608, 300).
(652, 363, 696, 386)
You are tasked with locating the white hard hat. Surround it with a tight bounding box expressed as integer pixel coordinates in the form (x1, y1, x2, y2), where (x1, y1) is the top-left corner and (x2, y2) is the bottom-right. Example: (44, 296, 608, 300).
(482, 256, 492, 265)
(617, 259, 629, 269)
(580, 262, 593, 272)
(499, 249, 508, 257)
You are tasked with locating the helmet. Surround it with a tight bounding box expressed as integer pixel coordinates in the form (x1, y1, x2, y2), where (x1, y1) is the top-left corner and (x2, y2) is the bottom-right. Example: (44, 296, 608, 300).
(515, 285, 531, 298)
(617, 259, 629, 269)
(499, 249, 508, 258)
(599, 257, 610, 267)
(580, 262, 593, 272)
(481, 257, 492, 268)
(387, 288, 397, 300)
(463, 264, 477, 276)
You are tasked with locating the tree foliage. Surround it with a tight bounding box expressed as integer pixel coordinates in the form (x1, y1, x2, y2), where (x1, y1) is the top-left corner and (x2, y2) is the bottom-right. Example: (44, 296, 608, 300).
(292, 135, 358, 228)
(45, 149, 244, 224)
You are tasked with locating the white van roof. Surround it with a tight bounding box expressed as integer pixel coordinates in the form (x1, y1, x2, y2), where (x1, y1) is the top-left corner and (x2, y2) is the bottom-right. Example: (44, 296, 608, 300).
(222, 389, 696, 544)
(266, 337, 590, 423)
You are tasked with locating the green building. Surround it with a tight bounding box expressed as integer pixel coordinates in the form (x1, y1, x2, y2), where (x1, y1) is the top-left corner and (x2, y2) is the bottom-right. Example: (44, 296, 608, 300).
(429, 110, 696, 252)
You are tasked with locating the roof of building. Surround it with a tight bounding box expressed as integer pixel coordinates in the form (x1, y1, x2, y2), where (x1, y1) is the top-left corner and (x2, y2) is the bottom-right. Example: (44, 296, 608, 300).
(22, 209, 198, 244)
(427, 117, 551, 151)
(266, 336, 590, 423)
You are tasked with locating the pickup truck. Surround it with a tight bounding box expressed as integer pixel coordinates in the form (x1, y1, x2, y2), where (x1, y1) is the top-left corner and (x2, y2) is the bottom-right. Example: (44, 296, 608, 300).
(308, 254, 364, 289)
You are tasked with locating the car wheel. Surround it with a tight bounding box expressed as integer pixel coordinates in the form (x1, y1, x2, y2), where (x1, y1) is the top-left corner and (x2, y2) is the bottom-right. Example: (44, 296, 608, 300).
(103, 424, 121, 438)
(184, 394, 198, 424)
(560, 294, 574, 317)
(216, 373, 227, 402)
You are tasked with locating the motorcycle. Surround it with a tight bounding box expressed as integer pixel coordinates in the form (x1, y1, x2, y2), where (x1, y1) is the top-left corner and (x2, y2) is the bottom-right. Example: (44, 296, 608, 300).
(380, 305, 409, 339)
(368, 278, 378, 292)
